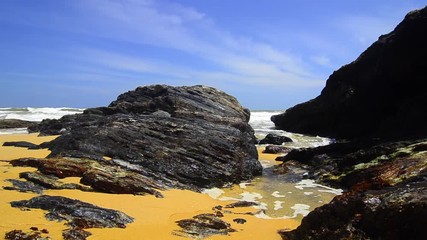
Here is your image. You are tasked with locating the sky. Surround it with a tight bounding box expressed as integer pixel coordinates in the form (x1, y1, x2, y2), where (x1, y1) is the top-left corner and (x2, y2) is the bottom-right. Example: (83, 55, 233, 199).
(0, 0, 425, 110)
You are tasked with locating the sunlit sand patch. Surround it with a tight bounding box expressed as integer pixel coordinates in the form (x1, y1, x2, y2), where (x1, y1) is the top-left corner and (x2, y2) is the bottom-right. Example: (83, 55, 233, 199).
(0, 134, 301, 240)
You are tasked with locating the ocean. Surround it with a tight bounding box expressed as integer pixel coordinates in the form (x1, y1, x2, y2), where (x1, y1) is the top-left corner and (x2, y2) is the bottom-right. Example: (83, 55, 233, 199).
(0, 108, 331, 147)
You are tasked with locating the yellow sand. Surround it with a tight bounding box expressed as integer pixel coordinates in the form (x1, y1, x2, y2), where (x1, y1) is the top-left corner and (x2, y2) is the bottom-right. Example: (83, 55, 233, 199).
(0, 134, 299, 239)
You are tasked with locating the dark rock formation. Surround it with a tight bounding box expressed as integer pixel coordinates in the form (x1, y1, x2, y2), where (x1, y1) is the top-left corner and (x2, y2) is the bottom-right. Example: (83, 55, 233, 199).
(280, 180, 427, 240)
(4, 229, 50, 240)
(259, 133, 292, 145)
(278, 139, 427, 239)
(10, 157, 164, 197)
(276, 7, 427, 239)
(175, 213, 235, 238)
(3, 179, 46, 194)
(272, 7, 427, 140)
(262, 145, 291, 154)
(0, 119, 37, 129)
(62, 229, 92, 240)
(2, 141, 40, 149)
(26, 85, 261, 193)
(11, 195, 133, 240)
(224, 201, 259, 208)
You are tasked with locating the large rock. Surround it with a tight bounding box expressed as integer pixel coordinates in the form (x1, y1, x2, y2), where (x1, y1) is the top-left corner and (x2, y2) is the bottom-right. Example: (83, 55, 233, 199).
(280, 180, 427, 240)
(275, 7, 427, 239)
(27, 85, 262, 192)
(0, 119, 37, 129)
(272, 7, 427, 140)
(277, 138, 427, 239)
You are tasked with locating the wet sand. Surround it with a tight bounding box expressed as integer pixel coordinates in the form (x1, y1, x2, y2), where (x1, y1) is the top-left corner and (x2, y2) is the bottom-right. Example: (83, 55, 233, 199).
(0, 134, 300, 239)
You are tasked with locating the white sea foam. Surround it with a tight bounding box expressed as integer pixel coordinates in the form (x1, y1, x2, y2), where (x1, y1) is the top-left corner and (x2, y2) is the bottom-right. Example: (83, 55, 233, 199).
(250, 110, 333, 148)
(272, 191, 285, 198)
(274, 201, 284, 210)
(289, 204, 311, 217)
(0, 107, 84, 122)
(295, 179, 343, 195)
(201, 188, 224, 199)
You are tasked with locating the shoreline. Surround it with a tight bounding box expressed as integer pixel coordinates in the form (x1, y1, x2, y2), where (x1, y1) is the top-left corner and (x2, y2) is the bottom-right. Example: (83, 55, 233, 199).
(0, 133, 300, 239)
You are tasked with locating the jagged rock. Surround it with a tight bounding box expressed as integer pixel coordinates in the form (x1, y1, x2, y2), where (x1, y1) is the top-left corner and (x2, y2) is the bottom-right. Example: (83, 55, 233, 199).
(275, 8, 427, 238)
(0, 119, 37, 129)
(19, 171, 90, 191)
(277, 139, 426, 189)
(224, 201, 259, 208)
(2, 141, 40, 149)
(233, 218, 247, 224)
(26, 85, 262, 192)
(62, 229, 92, 240)
(10, 157, 164, 197)
(280, 180, 427, 240)
(272, 7, 427, 140)
(175, 213, 235, 238)
(262, 145, 291, 154)
(4, 229, 49, 240)
(278, 138, 427, 239)
(11, 195, 134, 229)
(3, 179, 46, 194)
(259, 133, 292, 145)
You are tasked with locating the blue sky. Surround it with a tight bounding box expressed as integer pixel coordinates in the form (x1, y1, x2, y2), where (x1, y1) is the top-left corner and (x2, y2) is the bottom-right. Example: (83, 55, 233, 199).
(0, 0, 425, 110)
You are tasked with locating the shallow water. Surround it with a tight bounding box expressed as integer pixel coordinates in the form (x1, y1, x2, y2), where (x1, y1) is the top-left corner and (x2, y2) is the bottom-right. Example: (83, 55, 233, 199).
(204, 147, 341, 221)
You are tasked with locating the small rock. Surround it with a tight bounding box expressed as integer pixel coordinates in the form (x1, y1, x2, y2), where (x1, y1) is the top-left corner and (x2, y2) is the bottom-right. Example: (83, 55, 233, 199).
(175, 213, 235, 238)
(225, 201, 259, 208)
(233, 218, 247, 224)
(262, 145, 290, 154)
(2, 141, 40, 149)
(259, 133, 292, 145)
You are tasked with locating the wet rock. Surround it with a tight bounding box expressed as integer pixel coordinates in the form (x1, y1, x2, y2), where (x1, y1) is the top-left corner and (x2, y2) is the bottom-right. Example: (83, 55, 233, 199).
(0, 119, 37, 129)
(19, 171, 90, 191)
(262, 145, 291, 154)
(62, 229, 92, 240)
(10, 157, 164, 197)
(280, 180, 427, 240)
(2, 141, 40, 149)
(175, 213, 235, 238)
(272, 7, 427, 140)
(259, 133, 292, 145)
(277, 139, 426, 189)
(26, 85, 261, 192)
(233, 218, 247, 224)
(3, 179, 46, 194)
(225, 201, 259, 208)
(4, 229, 49, 240)
(11, 195, 134, 229)
(278, 139, 427, 239)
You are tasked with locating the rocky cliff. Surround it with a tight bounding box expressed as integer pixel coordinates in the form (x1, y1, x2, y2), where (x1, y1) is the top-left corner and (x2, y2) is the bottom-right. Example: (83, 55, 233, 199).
(272, 7, 427, 140)
(24, 85, 262, 194)
(277, 7, 427, 240)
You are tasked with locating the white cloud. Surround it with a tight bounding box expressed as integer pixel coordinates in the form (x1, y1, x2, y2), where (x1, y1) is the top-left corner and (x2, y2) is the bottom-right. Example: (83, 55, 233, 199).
(310, 55, 332, 67)
(74, 0, 322, 88)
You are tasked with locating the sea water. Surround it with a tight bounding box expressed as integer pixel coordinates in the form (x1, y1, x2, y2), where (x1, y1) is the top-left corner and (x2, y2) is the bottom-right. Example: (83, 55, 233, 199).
(204, 110, 340, 220)
(0, 107, 84, 134)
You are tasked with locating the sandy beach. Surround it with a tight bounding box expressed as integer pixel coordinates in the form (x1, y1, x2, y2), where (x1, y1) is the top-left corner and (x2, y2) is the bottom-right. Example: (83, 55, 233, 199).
(0, 133, 300, 239)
